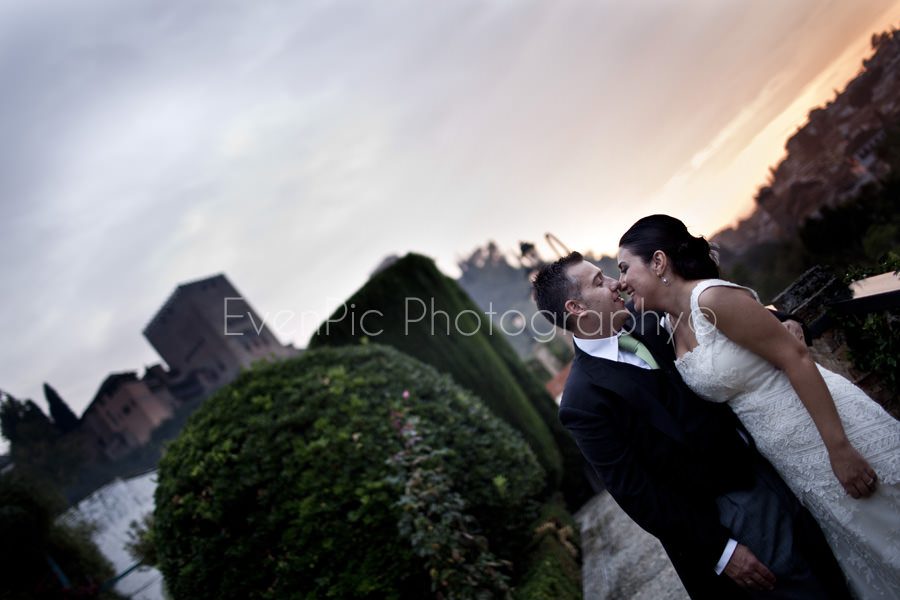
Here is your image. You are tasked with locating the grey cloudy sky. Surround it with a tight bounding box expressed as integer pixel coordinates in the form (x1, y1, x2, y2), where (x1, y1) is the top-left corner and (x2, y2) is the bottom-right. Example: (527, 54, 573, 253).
(2, 0, 899, 431)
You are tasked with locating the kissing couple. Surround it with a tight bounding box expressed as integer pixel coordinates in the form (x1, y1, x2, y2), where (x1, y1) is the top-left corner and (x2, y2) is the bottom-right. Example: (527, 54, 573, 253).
(532, 214, 900, 599)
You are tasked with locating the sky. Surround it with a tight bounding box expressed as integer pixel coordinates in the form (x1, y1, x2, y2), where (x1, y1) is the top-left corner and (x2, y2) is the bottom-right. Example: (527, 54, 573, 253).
(2, 0, 900, 435)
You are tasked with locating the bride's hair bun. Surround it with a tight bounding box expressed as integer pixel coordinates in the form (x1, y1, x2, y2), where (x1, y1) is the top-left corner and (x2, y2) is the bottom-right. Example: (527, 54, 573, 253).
(619, 215, 720, 280)
(677, 236, 715, 261)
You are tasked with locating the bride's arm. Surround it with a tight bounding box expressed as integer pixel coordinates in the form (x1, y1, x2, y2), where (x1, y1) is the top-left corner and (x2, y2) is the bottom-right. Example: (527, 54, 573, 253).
(698, 286, 877, 499)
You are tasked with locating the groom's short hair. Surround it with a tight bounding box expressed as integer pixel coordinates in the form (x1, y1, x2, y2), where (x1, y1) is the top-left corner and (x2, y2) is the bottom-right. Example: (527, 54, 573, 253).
(532, 252, 584, 330)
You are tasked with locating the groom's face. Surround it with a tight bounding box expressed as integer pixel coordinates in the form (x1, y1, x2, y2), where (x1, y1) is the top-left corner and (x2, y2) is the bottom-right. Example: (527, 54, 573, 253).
(565, 260, 628, 335)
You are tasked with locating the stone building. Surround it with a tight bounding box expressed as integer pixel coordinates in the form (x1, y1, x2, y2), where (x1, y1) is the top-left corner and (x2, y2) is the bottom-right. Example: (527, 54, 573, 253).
(81, 372, 178, 460)
(142, 273, 298, 402)
(80, 273, 298, 460)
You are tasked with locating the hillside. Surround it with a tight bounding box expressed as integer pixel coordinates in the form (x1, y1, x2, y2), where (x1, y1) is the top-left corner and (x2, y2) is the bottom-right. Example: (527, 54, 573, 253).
(711, 27, 900, 300)
(713, 27, 900, 255)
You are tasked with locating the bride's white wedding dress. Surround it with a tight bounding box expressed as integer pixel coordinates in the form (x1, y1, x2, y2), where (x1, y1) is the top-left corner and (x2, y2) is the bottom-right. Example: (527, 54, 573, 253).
(672, 279, 900, 599)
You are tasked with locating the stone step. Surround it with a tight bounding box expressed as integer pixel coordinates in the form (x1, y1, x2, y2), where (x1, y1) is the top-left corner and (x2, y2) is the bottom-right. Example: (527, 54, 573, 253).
(575, 492, 689, 600)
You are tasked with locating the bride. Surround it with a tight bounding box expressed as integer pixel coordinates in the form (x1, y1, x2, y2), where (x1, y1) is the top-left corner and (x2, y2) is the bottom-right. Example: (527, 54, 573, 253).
(616, 214, 900, 599)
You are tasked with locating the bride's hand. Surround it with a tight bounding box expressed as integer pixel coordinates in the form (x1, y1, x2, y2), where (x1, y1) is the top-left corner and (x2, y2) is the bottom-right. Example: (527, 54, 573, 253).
(829, 442, 878, 498)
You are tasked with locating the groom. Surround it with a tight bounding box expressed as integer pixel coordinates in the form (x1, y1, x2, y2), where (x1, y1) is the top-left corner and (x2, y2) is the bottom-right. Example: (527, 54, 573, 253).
(532, 252, 849, 600)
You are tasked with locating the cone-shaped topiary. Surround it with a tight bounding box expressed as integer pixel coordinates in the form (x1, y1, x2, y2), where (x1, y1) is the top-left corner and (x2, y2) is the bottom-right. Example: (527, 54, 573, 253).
(309, 253, 586, 499)
(154, 344, 545, 599)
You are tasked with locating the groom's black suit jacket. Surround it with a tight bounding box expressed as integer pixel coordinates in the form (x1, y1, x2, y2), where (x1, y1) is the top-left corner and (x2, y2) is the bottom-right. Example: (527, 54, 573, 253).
(559, 309, 760, 595)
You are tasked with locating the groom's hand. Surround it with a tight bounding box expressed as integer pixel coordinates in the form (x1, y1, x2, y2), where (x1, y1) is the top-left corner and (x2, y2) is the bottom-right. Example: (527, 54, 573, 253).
(723, 544, 776, 591)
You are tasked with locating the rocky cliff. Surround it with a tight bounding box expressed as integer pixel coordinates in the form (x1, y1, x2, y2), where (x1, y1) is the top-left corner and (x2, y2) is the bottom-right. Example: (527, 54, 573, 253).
(712, 27, 900, 255)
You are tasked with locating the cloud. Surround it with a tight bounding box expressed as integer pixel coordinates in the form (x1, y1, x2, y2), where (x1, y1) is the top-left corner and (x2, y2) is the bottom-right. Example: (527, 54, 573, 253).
(1, 0, 898, 434)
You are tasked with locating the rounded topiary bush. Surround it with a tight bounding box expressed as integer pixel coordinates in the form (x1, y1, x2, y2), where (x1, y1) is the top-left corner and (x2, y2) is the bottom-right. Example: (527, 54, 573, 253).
(154, 344, 545, 599)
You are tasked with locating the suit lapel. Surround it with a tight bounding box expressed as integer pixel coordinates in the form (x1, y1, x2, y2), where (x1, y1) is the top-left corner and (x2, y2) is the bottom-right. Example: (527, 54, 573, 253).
(622, 312, 759, 452)
(573, 345, 686, 444)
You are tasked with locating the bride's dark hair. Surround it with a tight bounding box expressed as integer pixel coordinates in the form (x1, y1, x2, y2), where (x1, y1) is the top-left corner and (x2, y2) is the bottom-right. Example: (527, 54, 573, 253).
(619, 214, 720, 280)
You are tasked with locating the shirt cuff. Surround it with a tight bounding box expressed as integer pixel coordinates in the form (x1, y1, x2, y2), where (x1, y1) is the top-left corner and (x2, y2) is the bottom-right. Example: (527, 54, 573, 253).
(714, 538, 738, 575)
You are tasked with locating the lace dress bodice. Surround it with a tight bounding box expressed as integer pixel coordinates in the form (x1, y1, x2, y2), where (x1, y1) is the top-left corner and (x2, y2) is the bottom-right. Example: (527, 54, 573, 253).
(672, 282, 790, 405)
(672, 279, 900, 599)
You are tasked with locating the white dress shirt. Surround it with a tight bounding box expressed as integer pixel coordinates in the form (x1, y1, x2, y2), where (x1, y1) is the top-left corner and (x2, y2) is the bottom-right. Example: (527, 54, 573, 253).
(573, 333, 737, 575)
(573, 333, 654, 369)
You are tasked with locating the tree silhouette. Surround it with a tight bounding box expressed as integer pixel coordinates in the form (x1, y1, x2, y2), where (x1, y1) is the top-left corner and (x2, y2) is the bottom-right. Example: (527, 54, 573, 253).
(1, 393, 55, 446)
(0, 472, 119, 598)
(1, 393, 86, 490)
(43, 383, 79, 434)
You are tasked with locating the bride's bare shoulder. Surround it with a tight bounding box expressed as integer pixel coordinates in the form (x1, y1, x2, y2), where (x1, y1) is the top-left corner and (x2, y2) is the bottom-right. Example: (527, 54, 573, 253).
(695, 283, 758, 311)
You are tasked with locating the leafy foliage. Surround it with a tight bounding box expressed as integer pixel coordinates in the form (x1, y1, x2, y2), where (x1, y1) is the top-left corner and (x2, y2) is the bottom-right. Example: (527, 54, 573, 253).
(720, 238, 809, 304)
(125, 513, 158, 567)
(511, 497, 582, 600)
(309, 253, 592, 508)
(799, 177, 900, 269)
(387, 410, 513, 599)
(0, 472, 121, 599)
(832, 253, 900, 406)
(153, 344, 546, 599)
(0, 394, 87, 489)
(1, 395, 55, 445)
(839, 311, 899, 398)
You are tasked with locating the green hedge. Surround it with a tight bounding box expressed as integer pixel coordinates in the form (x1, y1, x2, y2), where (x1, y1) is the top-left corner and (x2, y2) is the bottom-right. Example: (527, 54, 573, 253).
(513, 496, 582, 600)
(309, 253, 590, 505)
(153, 344, 546, 599)
(834, 253, 900, 413)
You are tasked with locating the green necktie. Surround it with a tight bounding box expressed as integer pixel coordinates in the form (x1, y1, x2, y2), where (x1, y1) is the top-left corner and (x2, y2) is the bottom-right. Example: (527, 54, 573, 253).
(617, 333, 660, 369)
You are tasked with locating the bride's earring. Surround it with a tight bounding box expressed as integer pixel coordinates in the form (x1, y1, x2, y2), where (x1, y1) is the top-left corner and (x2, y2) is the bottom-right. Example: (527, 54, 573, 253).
(657, 272, 670, 286)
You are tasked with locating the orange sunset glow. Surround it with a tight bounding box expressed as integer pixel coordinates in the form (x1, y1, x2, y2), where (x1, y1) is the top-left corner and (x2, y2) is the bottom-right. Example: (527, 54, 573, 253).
(1, 0, 899, 422)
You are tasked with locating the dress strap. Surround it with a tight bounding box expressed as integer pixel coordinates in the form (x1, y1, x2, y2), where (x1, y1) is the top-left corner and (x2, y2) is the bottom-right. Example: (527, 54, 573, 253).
(689, 279, 760, 313)
(688, 279, 761, 340)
